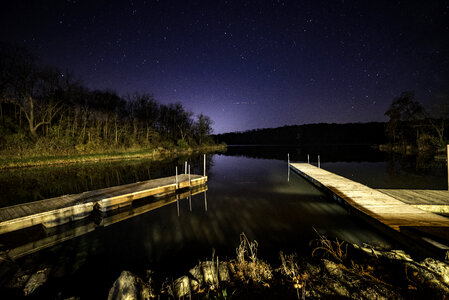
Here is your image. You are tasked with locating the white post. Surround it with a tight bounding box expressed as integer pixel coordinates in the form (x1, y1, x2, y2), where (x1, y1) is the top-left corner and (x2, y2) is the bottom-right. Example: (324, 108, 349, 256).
(188, 164, 191, 187)
(185, 161, 187, 175)
(447, 144, 449, 191)
(204, 191, 208, 212)
(318, 155, 320, 168)
(203, 154, 206, 177)
(307, 154, 310, 164)
(287, 153, 290, 182)
(175, 166, 178, 189)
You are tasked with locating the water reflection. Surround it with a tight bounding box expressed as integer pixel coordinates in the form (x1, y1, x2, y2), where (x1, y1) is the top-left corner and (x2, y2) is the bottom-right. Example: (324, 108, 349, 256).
(0, 154, 212, 208)
(0, 150, 425, 299)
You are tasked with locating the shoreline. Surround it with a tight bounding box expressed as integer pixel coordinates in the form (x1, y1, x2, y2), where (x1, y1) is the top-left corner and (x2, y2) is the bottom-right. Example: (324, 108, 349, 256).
(0, 144, 227, 170)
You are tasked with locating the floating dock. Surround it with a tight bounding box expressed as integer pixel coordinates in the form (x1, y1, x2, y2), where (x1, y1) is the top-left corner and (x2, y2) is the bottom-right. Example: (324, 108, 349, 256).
(0, 174, 207, 235)
(289, 163, 449, 255)
(1, 185, 208, 260)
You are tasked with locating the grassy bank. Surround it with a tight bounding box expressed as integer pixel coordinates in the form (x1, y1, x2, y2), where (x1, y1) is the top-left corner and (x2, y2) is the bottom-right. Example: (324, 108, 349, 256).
(0, 144, 227, 169)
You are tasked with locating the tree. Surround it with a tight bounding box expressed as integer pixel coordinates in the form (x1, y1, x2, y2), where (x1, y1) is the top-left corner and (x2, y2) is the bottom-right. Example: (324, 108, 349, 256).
(384, 91, 425, 144)
(195, 114, 213, 145)
(0, 44, 66, 139)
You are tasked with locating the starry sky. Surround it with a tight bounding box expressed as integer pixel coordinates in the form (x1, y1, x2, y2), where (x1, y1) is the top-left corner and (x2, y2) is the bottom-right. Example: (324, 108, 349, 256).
(1, 0, 448, 133)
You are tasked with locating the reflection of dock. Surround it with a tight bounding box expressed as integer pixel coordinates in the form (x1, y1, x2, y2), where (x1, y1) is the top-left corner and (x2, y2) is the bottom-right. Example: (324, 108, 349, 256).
(3, 186, 207, 260)
(289, 163, 449, 255)
(0, 174, 207, 235)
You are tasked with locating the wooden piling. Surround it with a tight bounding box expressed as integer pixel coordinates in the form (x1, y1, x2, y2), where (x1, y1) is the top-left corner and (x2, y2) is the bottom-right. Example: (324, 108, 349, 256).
(204, 154, 206, 176)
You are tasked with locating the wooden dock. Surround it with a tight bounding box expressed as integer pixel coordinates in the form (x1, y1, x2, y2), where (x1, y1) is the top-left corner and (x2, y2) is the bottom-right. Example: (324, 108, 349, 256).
(0, 174, 207, 235)
(2, 185, 208, 260)
(289, 163, 449, 254)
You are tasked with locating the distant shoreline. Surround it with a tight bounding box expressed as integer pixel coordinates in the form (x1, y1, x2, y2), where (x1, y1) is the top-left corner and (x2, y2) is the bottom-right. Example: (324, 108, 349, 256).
(0, 144, 226, 170)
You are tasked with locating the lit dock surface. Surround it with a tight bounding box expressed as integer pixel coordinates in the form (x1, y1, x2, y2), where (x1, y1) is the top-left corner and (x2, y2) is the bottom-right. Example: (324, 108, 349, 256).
(0, 174, 207, 234)
(289, 163, 449, 231)
(378, 189, 449, 214)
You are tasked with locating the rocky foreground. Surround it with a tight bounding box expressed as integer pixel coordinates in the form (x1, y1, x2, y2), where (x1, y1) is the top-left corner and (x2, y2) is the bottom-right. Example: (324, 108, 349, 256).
(108, 234, 449, 299)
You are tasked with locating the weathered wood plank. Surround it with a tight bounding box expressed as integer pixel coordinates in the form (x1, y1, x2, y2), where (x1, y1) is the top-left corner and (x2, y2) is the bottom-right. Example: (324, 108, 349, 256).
(379, 189, 449, 206)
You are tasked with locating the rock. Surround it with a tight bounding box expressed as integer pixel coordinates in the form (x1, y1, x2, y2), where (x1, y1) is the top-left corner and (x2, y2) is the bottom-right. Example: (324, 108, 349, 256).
(353, 244, 413, 261)
(201, 261, 218, 286)
(23, 268, 50, 296)
(173, 275, 191, 298)
(322, 259, 344, 278)
(420, 258, 449, 285)
(108, 270, 154, 300)
(189, 264, 204, 287)
(218, 261, 231, 282)
(405, 260, 449, 297)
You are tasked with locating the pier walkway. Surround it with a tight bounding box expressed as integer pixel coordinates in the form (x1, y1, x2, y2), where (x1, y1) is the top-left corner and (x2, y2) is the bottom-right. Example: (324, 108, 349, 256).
(289, 163, 449, 230)
(290, 163, 449, 255)
(0, 174, 207, 235)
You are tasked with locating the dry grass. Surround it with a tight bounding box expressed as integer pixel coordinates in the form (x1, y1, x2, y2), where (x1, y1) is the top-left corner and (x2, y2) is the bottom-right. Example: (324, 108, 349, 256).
(311, 229, 347, 263)
(232, 232, 272, 284)
(279, 252, 308, 299)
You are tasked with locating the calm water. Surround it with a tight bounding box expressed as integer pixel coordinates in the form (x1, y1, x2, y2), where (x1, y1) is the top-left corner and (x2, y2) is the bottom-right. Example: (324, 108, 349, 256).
(0, 146, 447, 299)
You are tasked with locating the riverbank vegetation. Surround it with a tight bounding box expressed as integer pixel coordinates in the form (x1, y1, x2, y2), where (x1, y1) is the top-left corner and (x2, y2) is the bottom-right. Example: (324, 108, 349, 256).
(0, 44, 222, 167)
(107, 232, 449, 299)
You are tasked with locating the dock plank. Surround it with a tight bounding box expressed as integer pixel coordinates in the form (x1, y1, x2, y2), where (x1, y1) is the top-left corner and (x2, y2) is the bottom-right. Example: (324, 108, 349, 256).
(289, 163, 449, 232)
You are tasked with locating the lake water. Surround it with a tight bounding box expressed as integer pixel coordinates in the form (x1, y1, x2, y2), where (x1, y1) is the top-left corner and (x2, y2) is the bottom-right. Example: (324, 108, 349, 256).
(0, 146, 447, 298)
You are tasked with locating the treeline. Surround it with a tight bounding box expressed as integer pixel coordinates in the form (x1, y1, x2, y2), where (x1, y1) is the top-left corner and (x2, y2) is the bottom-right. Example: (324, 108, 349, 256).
(215, 91, 448, 156)
(214, 122, 387, 146)
(0, 44, 215, 156)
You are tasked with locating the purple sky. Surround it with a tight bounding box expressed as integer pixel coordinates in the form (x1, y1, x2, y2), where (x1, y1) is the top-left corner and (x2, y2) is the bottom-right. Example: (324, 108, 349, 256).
(1, 0, 448, 133)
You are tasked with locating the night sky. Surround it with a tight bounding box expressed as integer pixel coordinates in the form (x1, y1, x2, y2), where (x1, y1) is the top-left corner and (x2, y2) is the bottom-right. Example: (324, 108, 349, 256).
(1, 0, 448, 133)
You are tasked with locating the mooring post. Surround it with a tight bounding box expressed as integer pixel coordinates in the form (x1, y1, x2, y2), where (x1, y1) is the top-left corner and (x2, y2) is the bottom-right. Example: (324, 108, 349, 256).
(188, 164, 191, 186)
(318, 155, 320, 168)
(203, 154, 206, 177)
(288, 153, 290, 164)
(175, 166, 178, 189)
(185, 161, 187, 175)
(447, 144, 449, 191)
(204, 191, 208, 212)
(287, 153, 290, 182)
(307, 154, 310, 164)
